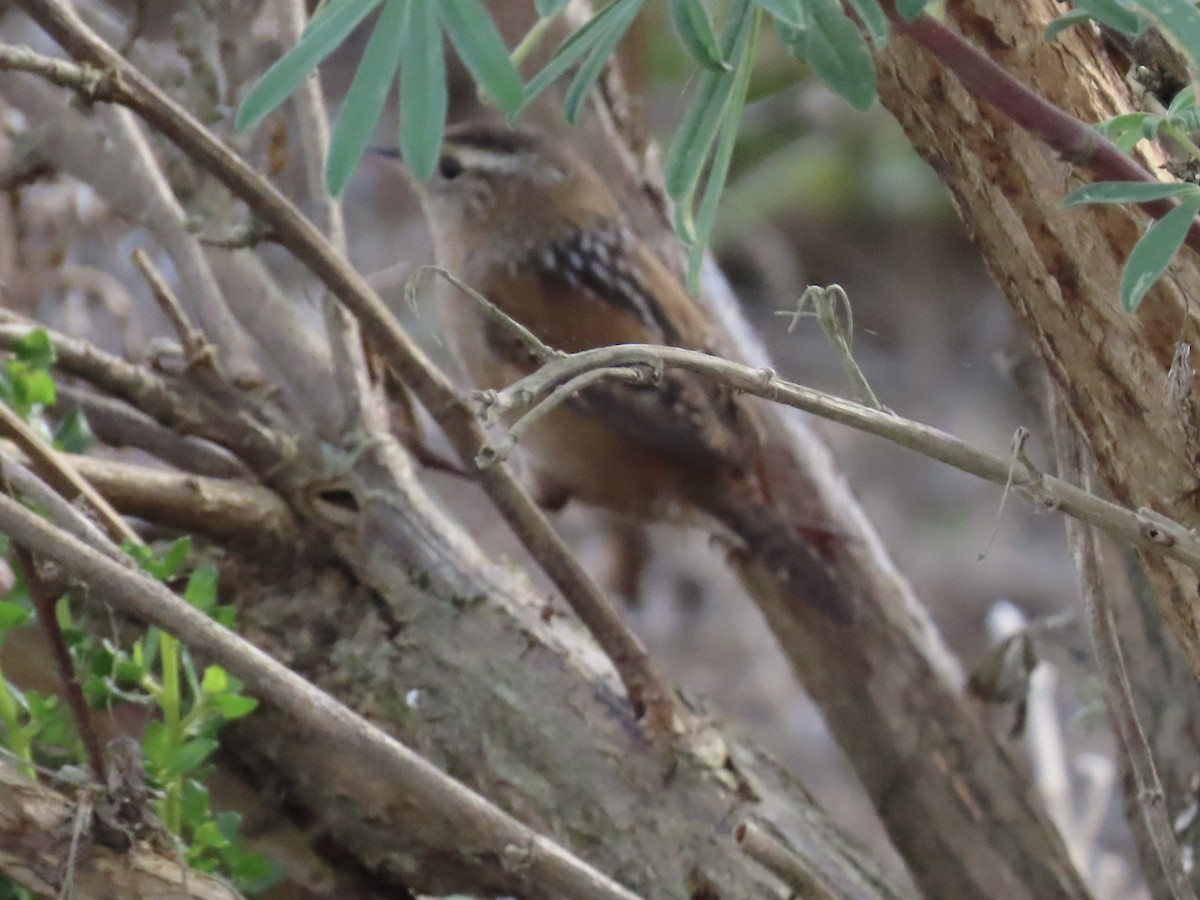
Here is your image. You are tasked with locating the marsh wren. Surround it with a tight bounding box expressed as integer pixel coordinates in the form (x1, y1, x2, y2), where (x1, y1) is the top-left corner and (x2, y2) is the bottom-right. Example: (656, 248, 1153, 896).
(411, 121, 842, 619)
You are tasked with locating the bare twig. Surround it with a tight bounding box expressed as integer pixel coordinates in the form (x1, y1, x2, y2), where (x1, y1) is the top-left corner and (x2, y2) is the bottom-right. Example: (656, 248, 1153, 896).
(0, 320, 293, 477)
(0, 441, 296, 550)
(0, 13, 684, 735)
(55, 384, 249, 479)
(475, 341, 1200, 571)
(1055, 415, 1195, 900)
(131, 248, 212, 366)
(7, 538, 106, 783)
(0, 490, 644, 900)
(0, 398, 139, 546)
(734, 821, 840, 900)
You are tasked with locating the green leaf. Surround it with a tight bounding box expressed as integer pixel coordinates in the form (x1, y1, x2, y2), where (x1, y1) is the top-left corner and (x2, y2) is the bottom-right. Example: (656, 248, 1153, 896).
(162, 737, 219, 778)
(236, 0, 384, 132)
(1167, 85, 1196, 116)
(14, 330, 54, 370)
(799, 0, 877, 110)
(687, 8, 759, 291)
(201, 665, 228, 695)
(845, 0, 888, 47)
(523, 0, 638, 108)
(664, 0, 756, 206)
(15, 369, 55, 409)
(53, 407, 95, 454)
(894, 0, 927, 19)
(563, 0, 644, 123)
(160, 537, 192, 581)
(669, 0, 729, 71)
(751, 0, 802, 27)
(1120, 194, 1200, 311)
(535, 0, 570, 14)
(438, 0, 524, 113)
(211, 693, 259, 719)
(1072, 0, 1142, 36)
(1046, 9, 1095, 40)
(1062, 180, 1199, 206)
(184, 565, 219, 611)
(0, 603, 30, 630)
(1095, 112, 1159, 152)
(401, 0, 448, 180)
(326, 0, 409, 196)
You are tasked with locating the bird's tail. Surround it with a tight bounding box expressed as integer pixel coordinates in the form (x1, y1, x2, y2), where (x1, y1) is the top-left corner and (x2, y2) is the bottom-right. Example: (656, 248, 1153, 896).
(696, 477, 851, 625)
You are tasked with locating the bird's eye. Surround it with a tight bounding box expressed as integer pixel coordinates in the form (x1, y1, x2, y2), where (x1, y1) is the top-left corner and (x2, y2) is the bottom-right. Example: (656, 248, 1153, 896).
(438, 156, 464, 180)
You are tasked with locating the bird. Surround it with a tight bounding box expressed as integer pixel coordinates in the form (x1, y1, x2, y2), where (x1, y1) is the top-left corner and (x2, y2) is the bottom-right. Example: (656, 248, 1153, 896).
(407, 120, 845, 622)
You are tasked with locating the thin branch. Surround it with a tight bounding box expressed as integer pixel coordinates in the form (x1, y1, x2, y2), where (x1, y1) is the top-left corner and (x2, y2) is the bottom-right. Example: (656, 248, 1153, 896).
(0, 441, 297, 550)
(56, 384, 250, 479)
(0, 397, 139, 546)
(1055, 415, 1195, 900)
(0, 320, 294, 477)
(886, 3, 1200, 253)
(0, 14, 685, 735)
(476, 342, 1200, 571)
(0, 490, 644, 900)
(7, 538, 106, 783)
(734, 821, 840, 900)
(131, 247, 213, 366)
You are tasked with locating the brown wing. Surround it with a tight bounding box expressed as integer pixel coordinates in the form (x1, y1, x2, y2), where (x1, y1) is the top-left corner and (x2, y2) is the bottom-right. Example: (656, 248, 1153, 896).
(478, 224, 760, 473)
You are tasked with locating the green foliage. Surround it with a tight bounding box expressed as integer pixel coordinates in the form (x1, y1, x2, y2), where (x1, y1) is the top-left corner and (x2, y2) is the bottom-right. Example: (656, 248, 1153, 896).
(0, 530, 275, 894)
(1064, 181, 1200, 311)
(0, 329, 95, 452)
(238, 0, 918, 263)
(1048, 4, 1200, 313)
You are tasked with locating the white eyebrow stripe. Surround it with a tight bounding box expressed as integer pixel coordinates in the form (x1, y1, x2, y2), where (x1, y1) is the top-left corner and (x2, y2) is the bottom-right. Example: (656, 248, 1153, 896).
(450, 147, 534, 175)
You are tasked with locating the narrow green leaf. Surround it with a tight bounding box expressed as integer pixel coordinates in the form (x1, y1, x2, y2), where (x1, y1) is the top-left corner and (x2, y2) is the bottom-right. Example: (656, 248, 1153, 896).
(687, 9, 759, 291)
(845, 0, 888, 47)
(893, 0, 927, 20)
(664, 0, 756, 203)
(563, 0, 644, 123)
(1167, 85, 1196, 116)
(523, 0, 637, 106)
(236, 0, 384, 132)
(803, 0, 877, 110)
(752, 0, 803, 27)
(1120, 194, 1200, 311)
(669, 0, 729, 70)
(438, 0, 524, 113)
(162, 737, 219, 778)
(1095, 112, 1157, 153)
(1062, 180, 1199, 206)
(326, 0, 408, 196)
(535, 0, 570, 14)
(1073, 0, 1142, 36)
(401, 0, 448, 180)
(1046, 9, 1094, 40)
